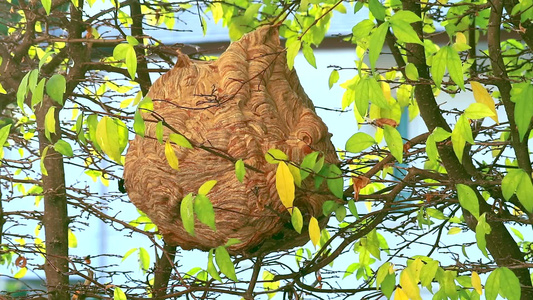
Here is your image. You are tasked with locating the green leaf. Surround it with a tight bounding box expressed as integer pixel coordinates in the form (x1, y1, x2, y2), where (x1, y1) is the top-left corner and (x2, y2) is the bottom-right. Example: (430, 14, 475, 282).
(96, 116, 122, 163)
(426, 135, 438, 162)
(328, 69, 339, 89)
(194, 194, 216, 230)
(456, 184, 480, 219)
(302, 42, 316, 68)
(426, 208, 447, 220)
(54, 140, 73, 157)
(169, 133, 193, 149)
(0, 124, 12, 162)
(113, 43, 131, 60)
(300, 151, 319, 180)
(125, 46, 137, 79)
(367, 77, 389, 108)
(511, 83, 533, 141)
(41, 0, 51, 15)
(156, 121, 164, 144)
(286, 38, 301, 71)
(390, 20, 423, 45)
(351, 19, 375, 41)
(451, 114, 474, 162)
(17, 71, 31, 111)
(225, 238, 241, 247)
(335, 205, 346, 222)
(369, 22, 389, 70)
(381, 273, 396, 298)
(126, 35, 139, 46)
(235, 159, 245, 182)
(510, 227, 524, 241)
(475, 213, 491, 257)
(383, 125, 403, 163)
(376, 262, 392, 288)
(327, 164, 344, 199)
(180, 193, 195, 236)
(31, 78, 46, 107)
(44, 106, 56, 141)
(405, 63, 419, 80)
(499, 267, 521, 300)
(368, 0, 386, 20)
(390, 10, 422, 23)
(348, 199, 359, 218)
(46, 74, 66, 105)
(291, 206, 303, 233)
(446, 46, 465, 90)
(485, 268, 501, 300)
(122, 248, 137, 262)
(113, 287, 127, 300)
(431, 47, 447, 87)
(215, 246, 237, 281)
(40, 146, 49, 176)
(28, 69, 38, 93)
(207, 249, 222, 282)
(138, 247, 150, 271)
(288, 163, 302, 187)
(515, 170, 533, 213)
(432, 127, 452, 142)
(420, 260, 439, 288)
(345, 132, 376, 153)
(343, 262, 358, 278)
(322, 200, 338, 216)
(133, 110, 145, 137)
(265, 148, 288, 164)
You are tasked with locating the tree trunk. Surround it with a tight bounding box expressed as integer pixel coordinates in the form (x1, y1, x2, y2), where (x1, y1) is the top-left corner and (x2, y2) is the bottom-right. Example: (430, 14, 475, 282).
(36, 97, 70, 300)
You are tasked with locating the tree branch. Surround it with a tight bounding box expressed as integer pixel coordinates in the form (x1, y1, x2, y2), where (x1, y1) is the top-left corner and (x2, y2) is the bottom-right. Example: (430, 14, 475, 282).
(152, 242, 177, 299)
(401, 1, 532, 297)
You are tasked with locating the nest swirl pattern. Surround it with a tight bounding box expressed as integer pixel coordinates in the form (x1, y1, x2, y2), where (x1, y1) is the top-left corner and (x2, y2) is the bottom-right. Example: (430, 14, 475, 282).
(124, 26, 338, 256)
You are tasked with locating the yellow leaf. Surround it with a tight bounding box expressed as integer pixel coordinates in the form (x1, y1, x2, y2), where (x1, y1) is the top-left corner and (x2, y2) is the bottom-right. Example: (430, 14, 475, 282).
(470, 81, 498, 124)
(14, 267, 27, 279)
(365, 201, 372, 212)
(68, 229, 77, 248)
(276, 162, 294, 212)
(472, 271, 482, 295)
(409, 258, 424, 282)
(400, 269, 422, 300)
(164, 140, 179, 170)
(456, 32, 467, 44)
(309, 216, 320, 247)
(394, 287, 409, 300)
(96, 116, 122, 163)
(448, 227, 462, 235)
(380, 76, 392, 100)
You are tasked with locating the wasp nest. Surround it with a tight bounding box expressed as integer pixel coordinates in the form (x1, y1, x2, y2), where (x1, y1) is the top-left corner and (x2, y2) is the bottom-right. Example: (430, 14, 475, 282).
(124, 26, 338, 256)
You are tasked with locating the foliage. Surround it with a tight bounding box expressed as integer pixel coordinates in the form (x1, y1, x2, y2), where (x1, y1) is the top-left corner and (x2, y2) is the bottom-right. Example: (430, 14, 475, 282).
(0, 0, 532, 299)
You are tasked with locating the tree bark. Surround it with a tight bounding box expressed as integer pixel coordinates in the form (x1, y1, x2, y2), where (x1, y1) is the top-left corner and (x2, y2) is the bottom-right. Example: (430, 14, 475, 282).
(36, 97, 70, 300)
(130, 0, 152, 95)
(153, 242, 177, 298)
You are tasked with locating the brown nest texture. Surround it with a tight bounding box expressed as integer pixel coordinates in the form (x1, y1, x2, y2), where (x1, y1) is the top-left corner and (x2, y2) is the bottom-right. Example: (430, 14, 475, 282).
(124, 25, 338, 256)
